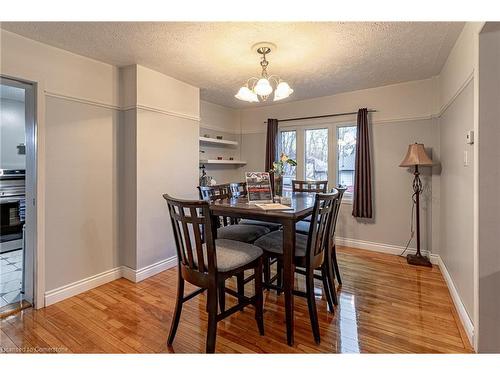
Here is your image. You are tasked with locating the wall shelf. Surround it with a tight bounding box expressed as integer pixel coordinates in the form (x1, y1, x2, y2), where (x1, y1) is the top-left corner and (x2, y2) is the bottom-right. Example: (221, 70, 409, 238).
(199, 137, 238, 146)
(199, 159, 247, 165)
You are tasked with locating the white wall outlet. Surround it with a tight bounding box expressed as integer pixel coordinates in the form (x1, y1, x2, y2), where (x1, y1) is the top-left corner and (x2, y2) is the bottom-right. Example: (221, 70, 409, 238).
(466, 130, 474, 145)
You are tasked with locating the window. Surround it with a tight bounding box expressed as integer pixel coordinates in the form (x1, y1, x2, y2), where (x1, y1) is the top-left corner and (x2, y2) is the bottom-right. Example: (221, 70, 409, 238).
(305, 128, 328, 181)
(279, 130, 296, 192)
(336, 126, 357, 197)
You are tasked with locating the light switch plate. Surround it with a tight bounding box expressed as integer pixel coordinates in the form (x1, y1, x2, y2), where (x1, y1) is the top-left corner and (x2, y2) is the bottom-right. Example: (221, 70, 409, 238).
(466, 130, 474, 145)
(464, 150, 470, 166)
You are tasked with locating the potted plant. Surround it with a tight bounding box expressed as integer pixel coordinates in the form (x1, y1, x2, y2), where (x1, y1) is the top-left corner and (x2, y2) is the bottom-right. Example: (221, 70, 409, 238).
(270, 152, 297, 197)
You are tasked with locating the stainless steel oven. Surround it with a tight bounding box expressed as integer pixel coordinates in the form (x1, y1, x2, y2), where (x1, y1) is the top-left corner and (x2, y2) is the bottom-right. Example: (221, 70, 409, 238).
(0, 169, 25, 254)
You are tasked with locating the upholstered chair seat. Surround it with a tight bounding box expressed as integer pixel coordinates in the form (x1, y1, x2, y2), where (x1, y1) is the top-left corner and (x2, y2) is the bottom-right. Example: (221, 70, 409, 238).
(254, 231, 308, 257)
(217, 224, 270, 243)
(193, 239, 263, 272)
(238, 219, 281, 231)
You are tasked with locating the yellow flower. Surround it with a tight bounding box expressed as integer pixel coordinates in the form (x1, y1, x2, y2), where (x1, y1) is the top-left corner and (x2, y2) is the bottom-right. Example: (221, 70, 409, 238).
(280, 153, 289, 162)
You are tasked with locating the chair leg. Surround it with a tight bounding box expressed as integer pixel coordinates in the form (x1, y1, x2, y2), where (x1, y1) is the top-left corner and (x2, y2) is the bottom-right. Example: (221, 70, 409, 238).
(218, 280, 225, 313)
(237, 273, 245, 311)
(321, 264, 335, 313)
(167, 271, 185, 346)
(276, 259, 283, 295)
(254, 259, 265, 336)
(306, 270, 321, 344)
(263, 257, 271, 290)
(332, 244, 342, 285)
(326, 248, 339, 306)
(206, 285, 218, 353)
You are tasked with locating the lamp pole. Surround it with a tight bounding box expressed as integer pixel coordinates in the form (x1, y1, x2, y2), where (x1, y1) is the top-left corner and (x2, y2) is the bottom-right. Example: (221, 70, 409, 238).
(407, 164, 432, 267)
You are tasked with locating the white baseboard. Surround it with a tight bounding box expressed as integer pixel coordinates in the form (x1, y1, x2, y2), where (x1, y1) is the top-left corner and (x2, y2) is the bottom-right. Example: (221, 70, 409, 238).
(122, 256, 177, 283)
(335, 236, 439, 265)
(44, 267, 123, 306)
(438, 255, 475, 347)
(44, 256, 177, 306)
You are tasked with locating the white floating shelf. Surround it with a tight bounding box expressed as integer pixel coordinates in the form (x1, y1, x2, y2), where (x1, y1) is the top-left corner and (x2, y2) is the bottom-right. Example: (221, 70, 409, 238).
(199, 137, 238, 146)
(199, 159, 247, 165)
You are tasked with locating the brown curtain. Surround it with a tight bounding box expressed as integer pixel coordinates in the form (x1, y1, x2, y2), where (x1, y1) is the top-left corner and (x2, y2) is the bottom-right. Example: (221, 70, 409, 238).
(265, 118, 279, 172)
(352, 108, 373, 218)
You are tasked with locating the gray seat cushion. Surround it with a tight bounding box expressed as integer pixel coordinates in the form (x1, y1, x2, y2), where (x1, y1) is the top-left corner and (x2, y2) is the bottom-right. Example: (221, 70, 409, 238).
(195, 239, 263, 272)
(254, 231, 308, 257)
(239, 219, 281, 231)
(217, 224, 270, 243)
(296, 220, 310, 235)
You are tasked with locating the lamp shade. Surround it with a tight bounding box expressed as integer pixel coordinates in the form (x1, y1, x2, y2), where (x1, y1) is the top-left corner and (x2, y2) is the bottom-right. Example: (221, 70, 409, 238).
(399, 143, 433, 167)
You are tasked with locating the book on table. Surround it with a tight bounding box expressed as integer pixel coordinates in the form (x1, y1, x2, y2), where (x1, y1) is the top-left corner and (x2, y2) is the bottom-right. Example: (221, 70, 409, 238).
(254, 203, 292, 210)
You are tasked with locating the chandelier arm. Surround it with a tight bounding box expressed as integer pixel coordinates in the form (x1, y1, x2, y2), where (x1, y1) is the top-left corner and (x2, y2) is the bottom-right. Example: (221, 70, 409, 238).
(267, 75, 280, 86)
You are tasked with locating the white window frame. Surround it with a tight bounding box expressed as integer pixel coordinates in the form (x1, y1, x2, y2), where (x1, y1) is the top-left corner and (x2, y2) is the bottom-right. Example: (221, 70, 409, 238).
(278, 120, 356, 204)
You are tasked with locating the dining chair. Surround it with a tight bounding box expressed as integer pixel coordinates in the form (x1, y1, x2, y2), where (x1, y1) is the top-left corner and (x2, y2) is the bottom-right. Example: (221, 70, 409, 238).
(292, 179, 328, 223)
(228, 182, 282, 232)
(289, 187, 345, 312)
(197, 185, 271, 243)
(198, 185, 271, 313)
(254, 191, 340, 344)
(163, 194, 264, 353)
(229, 182, 247, 198)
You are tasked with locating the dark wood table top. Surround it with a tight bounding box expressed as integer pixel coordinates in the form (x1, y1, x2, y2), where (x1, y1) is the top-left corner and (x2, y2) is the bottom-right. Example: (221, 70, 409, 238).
(209, 192, 316, 222)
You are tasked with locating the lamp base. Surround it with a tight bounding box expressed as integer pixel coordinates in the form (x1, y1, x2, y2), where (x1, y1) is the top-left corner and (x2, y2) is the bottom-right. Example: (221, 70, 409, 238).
(407, 253, 432, 267)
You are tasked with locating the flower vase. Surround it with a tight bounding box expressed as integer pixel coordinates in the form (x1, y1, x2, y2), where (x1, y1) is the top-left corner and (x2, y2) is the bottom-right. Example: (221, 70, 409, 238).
(274, 174, 283, 198)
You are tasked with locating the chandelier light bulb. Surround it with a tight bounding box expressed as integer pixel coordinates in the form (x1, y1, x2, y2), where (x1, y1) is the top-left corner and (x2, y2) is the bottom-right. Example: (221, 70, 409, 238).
(235, 86, 258, 102)
(253, 78, 273, 96)
(273, 81, 294, 101)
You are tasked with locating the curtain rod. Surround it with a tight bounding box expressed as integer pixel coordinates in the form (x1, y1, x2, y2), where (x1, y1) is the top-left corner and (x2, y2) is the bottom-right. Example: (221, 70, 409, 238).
(262, 109, 377, 123)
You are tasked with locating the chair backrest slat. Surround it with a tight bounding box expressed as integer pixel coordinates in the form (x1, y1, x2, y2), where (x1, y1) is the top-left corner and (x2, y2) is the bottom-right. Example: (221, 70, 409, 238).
(292, 180, 328, 193)
(229, 182, 247, 198)
(306, 192, 340, 265)
(164, 194, 217, 275)
(197, 184, 234, 226)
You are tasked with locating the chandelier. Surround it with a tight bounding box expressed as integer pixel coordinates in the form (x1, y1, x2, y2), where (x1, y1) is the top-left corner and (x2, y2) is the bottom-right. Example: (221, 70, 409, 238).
(235, 44, 293, 103)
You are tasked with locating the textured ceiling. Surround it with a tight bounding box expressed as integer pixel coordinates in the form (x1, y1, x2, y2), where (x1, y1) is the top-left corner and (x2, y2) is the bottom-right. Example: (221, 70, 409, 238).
(1, 22, 464, 108)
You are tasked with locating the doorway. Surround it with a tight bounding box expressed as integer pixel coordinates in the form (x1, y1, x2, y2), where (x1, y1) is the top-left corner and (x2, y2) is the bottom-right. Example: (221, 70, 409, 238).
(0, 76, 36, 315)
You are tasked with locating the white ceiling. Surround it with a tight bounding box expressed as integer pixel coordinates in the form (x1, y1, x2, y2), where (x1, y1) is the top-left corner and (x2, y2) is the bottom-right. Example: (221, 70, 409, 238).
(1, 22, 464, 108)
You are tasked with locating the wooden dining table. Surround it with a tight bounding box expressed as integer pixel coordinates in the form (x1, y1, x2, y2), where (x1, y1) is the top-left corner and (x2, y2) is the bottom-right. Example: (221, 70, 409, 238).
(209, 192, 317, 346)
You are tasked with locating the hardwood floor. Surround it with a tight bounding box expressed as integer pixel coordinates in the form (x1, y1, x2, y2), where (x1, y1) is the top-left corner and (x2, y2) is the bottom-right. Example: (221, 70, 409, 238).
(0, 247, 473, 353)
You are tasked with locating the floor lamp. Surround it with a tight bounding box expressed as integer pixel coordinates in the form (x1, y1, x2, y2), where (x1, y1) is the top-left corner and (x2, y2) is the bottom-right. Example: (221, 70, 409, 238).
(399, 143, 433, 267)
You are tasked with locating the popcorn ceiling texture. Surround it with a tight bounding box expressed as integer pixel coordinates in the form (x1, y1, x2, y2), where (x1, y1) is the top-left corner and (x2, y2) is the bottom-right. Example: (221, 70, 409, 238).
(1, 22, 464, 108)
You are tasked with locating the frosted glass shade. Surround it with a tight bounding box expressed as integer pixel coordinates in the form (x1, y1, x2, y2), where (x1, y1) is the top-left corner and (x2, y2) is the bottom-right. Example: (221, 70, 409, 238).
(274, 81, 294, 101)
(253, 78, 273, 96)
(235, 86, 258, 102)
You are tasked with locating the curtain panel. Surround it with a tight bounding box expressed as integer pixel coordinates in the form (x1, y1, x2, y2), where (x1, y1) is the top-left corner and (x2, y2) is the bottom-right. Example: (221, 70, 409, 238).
(352, 108, 373, 218)
(265, 118, 279, 172)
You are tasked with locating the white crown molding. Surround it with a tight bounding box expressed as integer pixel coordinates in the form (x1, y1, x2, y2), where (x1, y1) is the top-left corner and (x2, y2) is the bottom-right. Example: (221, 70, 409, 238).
(132, 104, 200, 122)
(437, 70, 474, 118)
(200, 122, 241, 135)
(241, 115, 437, 135)
(45, 91, 121, 110)
(44, 91, 200, 122)
(438, 255, 475, 347)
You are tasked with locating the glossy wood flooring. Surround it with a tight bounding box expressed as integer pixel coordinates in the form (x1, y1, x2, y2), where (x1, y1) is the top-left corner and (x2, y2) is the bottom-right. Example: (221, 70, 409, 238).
(0, 247, 473, 353)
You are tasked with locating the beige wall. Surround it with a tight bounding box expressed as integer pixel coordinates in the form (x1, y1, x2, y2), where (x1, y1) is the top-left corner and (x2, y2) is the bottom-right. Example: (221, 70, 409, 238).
(44, 97, 120, 290)
(438, 80, 474, 319)
(120, 65, 200, 270)
(478, 26, 500, 353)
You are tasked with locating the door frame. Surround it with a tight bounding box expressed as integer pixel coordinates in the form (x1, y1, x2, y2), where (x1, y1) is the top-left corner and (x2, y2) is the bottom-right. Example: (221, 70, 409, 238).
(1, 75, 39, 307)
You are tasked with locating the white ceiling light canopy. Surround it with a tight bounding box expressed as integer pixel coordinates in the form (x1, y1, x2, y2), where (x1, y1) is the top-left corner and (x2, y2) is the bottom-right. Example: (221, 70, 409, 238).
(235, 42, 294, 103)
